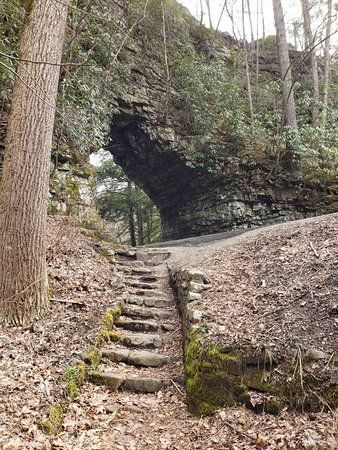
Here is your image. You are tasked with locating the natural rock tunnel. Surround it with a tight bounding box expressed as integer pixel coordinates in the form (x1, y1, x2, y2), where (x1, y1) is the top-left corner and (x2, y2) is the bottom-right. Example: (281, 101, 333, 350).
(108, 68, 335, 241)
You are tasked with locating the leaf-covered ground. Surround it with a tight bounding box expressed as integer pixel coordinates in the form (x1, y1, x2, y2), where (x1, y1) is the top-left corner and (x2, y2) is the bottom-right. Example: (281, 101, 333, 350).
(200, 214, 337, 356)
(0, 216, 336, 449)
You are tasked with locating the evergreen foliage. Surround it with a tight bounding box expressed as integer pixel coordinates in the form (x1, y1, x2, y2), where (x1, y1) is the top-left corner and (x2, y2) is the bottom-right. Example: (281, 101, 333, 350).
(96, 156, 161, 244)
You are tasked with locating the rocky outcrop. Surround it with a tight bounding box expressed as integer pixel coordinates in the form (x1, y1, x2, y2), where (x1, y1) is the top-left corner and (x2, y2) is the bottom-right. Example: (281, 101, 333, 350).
(108, 37, 336, 240)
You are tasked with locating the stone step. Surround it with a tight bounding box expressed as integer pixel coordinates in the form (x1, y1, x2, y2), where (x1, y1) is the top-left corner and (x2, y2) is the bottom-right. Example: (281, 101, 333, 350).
(116, 317, 159, 332)
(102, 348, 169, 367)
(117, 260, 145, 268)
(137, 275, 161, 283)
(134, 289, 166, 298)
(127, 296, 175, 308)
(122, 333, 163, 349)
(137, 249, 170, 264)
(131, 267, 153, 275)
(120, 267, 155, 276)
(89, 371, 164, 393)
(123, 305, 173, 320)
(127, 281, 158, 290)
(116, 249, 137, 259)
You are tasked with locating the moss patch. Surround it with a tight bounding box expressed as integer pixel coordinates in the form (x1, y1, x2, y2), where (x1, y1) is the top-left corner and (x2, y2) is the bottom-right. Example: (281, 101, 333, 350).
(63, 363, 88, 400)
(184, 331, 337, 416)
(40, 403, 66, 435)
(84, 346, 102, 368)
(185, 333, 248, 416)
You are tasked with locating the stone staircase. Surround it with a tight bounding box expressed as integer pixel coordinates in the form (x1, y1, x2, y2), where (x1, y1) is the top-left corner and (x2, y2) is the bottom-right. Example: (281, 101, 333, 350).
(88, 247, 183, 395)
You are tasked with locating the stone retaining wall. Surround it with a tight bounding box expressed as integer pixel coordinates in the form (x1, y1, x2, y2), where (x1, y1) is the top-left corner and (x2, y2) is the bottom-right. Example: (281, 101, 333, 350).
(170, 266, 338, 417)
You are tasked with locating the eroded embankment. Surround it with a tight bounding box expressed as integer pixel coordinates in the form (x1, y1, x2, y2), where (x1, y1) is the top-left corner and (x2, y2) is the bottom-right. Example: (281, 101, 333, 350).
(169, 213, 338, 416)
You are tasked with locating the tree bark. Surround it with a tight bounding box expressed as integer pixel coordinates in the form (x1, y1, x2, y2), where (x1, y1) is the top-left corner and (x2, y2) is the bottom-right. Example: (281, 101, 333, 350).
(0, 0, 69, 326)
(247, 0, 255, 45)
(322, 0, 333, 126)
(136, 209, 144, 246)
(127, 181, 136, 247)
(261, 0, 266, 38)
(272, 0, 299, 172)
(205, 0, 213, 29)
(242, 0, 254, 123)
(199, 0, 204, 25)
(301, 0, 320, 125)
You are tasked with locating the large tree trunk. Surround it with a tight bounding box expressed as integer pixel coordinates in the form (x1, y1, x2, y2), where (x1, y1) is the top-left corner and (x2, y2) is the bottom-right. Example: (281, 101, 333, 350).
(272, 0, 299, 172)
(322, 0, 333, 126)
(0, 0, 69, 326)
(301, 0, 320, 125)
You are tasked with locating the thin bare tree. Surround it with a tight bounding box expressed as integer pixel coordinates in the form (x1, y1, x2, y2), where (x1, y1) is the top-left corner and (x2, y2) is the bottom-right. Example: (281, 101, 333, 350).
(205, 0, 213, 29)
(272, 0, 299, 172)
(322, 0, 333, 126)
(261, 0, 266, 38)
(242, 0, 254, 122)
(0, 0, 69, 325)
(199, 0, 204, 25)
(301, 0, 320, 125)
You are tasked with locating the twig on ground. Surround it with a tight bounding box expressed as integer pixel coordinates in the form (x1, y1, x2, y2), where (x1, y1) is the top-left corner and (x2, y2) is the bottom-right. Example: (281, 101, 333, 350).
(309, 241, 319, 258)
(170, 379, 184, 396)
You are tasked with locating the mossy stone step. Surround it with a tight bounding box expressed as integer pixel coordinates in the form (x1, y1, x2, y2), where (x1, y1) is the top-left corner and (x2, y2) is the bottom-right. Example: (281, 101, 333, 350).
(123, 305, 173, 320)
(122, 333, 163, 349)
(89, 371, 163, 393)
(116, 317, 159, 332)
(102, 348, 169, 367)
(127, 296, 174, 308)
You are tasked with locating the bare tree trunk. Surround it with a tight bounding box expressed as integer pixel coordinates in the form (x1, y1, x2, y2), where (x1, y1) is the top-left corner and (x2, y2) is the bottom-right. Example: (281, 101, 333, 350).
(322, 0, 333, 126)
(256, 0, 260, 84)
(225, 1, 237, 39)
(261, 0, 266, 38)
(127, 181, 136, 247)
(136, 209, 144, 246)
(199, 0, 204, 25)
(272, 0, 299, 172)
(301, 0, 320, 125)
(205, 0, 213, 30)
(293, 22, 298, 50)
(0, 0, 69, 326)
(247, 0, 255, 44)
(242, 0, 254, 123)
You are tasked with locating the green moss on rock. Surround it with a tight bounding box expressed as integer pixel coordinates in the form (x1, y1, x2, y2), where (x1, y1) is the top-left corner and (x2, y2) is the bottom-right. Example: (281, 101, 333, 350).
(185, 332, 247, 416)
(99, 327, 122, 343)
(84, 346, 102, 367)
(40, 403, 66, 435)
(66, 380, 78, 400)
(103, 304, 122, 330)
(184, 330, 337, 416)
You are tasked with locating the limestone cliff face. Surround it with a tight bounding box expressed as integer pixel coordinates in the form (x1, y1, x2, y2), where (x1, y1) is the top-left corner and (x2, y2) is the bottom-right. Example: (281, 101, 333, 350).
(109, 97, 335, 240)
(108, 26, 336, 240)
